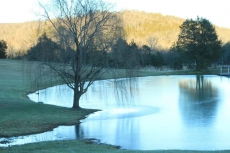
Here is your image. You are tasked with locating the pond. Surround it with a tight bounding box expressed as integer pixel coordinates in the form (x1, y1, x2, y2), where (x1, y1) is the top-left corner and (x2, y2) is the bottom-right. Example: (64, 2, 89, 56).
(1, 75, 230, 150)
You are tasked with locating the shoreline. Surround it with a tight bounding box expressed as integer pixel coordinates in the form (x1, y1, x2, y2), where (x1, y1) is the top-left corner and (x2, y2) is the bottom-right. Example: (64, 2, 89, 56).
(0, 59, 229, 153)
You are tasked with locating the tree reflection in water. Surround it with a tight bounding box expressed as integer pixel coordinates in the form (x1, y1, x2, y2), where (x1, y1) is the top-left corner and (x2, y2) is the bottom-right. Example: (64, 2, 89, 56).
(2, 76, 230, 150)
(179, 75, 219, 126)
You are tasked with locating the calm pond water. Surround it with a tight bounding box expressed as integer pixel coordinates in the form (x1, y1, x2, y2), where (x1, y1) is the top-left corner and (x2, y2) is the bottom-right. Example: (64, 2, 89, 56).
(1, 75, 230, 150)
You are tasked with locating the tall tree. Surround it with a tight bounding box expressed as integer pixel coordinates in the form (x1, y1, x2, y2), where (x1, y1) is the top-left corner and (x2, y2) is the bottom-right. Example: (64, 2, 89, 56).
(166, 44, 183, 70)
(36, 0, 127, 108)
(140, 45, 151, 66)
(27, 33, 61, 62)
(0, 40, 7, 59)
(176, 17, 223, 70)
(151, 51, 165, 68)
(221, 42, 230, 65)
(111, 38, 129, 68)
(112, 39, 141, 68)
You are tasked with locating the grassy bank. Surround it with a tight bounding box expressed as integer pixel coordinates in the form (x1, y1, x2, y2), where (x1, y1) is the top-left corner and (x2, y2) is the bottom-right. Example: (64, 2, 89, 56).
(0, 59, 97, 137)
(1, 140, 229, 153)
(0, 59, 227, 153)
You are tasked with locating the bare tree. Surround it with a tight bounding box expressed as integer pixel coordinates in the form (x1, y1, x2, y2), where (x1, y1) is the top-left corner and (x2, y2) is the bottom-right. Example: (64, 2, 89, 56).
(147, 36, 158, 52)
(37, 0, 126, 108)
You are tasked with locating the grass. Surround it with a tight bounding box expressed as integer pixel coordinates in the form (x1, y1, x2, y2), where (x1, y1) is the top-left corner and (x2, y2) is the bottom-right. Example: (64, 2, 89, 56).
(136, 67, 220, 77)
(0, 140, 229, 153)
(0, 59, 97, 137)
(0, 59, 228, 153)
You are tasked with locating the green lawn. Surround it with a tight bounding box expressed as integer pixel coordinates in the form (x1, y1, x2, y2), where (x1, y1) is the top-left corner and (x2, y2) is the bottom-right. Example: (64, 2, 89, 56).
(0, 59, 97, 137)
(0, 59, 228, 153)
(1, 140, 229, 153)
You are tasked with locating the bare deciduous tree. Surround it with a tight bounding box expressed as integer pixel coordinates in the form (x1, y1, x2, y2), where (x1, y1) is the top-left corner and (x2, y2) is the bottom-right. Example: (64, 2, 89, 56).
(147, 36, 158, 52)
(37, 0, 127, 108)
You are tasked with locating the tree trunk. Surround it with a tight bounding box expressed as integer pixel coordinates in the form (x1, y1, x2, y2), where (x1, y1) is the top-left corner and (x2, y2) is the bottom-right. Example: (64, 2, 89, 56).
(72, 89, 81, 109)
(196, 59, 202, 71)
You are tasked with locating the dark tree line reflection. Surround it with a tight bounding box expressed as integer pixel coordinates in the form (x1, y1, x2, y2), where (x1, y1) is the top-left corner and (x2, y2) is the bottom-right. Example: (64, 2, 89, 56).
(179, 75, 219, 126)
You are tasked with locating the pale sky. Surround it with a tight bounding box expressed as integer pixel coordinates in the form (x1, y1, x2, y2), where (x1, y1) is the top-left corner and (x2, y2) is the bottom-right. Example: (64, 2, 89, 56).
(0, 0, 229, 28)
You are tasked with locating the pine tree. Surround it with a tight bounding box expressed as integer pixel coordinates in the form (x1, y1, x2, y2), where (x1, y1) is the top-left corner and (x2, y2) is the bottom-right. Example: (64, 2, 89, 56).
(0, 40, 7, 58)
(176, 17, 223, 70)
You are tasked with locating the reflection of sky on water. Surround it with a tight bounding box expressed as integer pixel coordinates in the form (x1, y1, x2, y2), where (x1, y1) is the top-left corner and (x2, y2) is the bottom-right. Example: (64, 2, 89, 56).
(1, 75, 230, 150)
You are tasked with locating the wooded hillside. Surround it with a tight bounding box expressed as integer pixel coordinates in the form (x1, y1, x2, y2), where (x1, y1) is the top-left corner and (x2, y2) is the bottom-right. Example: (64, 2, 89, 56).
(1, 10, 230, 56)
(122, 11, 230, 49)
(0, 21, 53, 57)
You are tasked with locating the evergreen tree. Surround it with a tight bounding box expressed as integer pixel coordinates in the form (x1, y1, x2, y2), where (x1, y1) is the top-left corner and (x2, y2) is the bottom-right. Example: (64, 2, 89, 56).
(0, 40, 7, 58)
(27, 33, 61, 62)
(151, 51, 165, 68)
(222, 42, 230, 65)
(141, 45, 151, 66)
(176, 17, 223, 70)
(112, 38, 129, 68)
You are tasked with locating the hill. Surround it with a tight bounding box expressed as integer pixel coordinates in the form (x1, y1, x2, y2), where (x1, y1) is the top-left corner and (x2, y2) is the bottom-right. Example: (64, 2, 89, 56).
(1, 10, 230, 57)
(0, 21, 52, 58)
(122, 10, 230, 49)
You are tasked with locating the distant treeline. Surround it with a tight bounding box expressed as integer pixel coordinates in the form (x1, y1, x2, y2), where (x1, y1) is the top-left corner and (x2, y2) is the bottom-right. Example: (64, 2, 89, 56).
(1, 10, 230, 58)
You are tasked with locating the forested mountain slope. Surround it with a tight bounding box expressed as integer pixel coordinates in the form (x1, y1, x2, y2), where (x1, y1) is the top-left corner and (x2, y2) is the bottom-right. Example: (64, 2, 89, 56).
(1, 10, 230, 55)
(122, 11, 230, 49)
